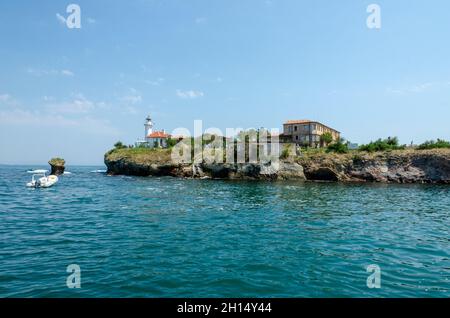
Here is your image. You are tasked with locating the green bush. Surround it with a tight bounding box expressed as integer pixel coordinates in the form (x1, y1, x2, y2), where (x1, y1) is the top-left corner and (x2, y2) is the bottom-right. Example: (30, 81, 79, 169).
(280, 147, 291, 159)
(359, 137, 405, 152)
(417, 139, 450, 150)
(167, 138, 179, 148)
(326, 138, 349, 154)
(114, 141, 127, 149)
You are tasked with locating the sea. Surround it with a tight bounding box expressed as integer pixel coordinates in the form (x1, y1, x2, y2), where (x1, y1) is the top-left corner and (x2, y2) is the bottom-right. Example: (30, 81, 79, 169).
(0, 165, 449, 297)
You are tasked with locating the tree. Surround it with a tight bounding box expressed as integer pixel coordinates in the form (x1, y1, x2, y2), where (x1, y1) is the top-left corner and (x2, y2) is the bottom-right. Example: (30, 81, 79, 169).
(114, 141, 127, 149)
(320, 132, 333, 147)
(167, 138, 179, 148)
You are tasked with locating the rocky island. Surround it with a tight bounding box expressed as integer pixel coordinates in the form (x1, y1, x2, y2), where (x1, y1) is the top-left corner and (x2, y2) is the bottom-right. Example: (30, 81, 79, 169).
(104, 147, 450, 184)
(48, 157, 66, 176)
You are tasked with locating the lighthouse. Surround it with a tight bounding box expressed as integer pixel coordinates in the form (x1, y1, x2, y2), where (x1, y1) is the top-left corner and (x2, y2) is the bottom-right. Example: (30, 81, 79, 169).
(144, 115, 153, 139)
(135, 115, 170, 148)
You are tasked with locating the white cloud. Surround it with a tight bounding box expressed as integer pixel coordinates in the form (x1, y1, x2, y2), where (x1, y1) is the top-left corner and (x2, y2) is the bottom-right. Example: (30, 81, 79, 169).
(122, 95, 142, 104)
(27, 68, 54, 76)
(43, 96, 55, 102)
(0, 94, 12, 102)
(27, 68, 75, 77)
(410, 83, 433, 93)
(195, 17, 207, 24)
(0, 109, 120, 136)
(328, 89, 339, 96)
(56, 13, 66, 25)
(386, 81, 450, 95)
(0, 93, 118, 136)
(121, 88, 142, 105)
(123, 106, 138, 115)
(61, 69, 74, 77)
(0, 93, 18, 107)
(45, 94, 106, 114)
(145, 78, 165, 86)
(176, 90, 205, 99)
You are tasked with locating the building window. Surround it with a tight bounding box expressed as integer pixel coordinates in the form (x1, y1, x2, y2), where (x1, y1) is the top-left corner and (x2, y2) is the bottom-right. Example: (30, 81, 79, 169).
(294, 126, 298, 132)
(295, 136, 298, 141)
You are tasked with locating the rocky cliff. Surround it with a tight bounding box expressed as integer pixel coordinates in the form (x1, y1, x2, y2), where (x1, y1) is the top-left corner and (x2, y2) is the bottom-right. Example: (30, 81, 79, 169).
(104, 148, 305, 180)
(298, 149, 450, 184)
(105, 148, 450, 184)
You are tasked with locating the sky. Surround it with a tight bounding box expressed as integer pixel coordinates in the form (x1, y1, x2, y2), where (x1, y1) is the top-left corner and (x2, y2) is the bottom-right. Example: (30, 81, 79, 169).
(1, 0, 450, 165)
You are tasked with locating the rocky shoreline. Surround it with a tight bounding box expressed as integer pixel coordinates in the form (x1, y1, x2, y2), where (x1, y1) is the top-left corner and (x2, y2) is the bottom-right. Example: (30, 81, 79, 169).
(104, 148, 450, 184)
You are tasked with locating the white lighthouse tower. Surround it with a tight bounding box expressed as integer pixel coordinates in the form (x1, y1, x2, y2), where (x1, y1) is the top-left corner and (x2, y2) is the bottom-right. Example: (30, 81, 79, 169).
(144, 115, 153, 140)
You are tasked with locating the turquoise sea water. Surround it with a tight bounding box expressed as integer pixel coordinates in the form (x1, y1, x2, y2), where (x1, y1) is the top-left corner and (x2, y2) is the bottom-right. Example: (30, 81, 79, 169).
(0, 165, 449, 298)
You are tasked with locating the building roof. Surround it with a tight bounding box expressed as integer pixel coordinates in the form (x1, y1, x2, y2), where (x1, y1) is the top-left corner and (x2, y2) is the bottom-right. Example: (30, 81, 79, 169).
(283, 120, 340, 133)
(147, 131, 170, 138)
(284, 120, 313, 125)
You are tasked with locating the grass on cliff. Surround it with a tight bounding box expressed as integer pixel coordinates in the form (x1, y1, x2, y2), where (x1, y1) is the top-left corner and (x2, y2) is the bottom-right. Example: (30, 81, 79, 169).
(105, 139, 450, 167)
(105, 147, 172, 164)
(296, 147, 450, 165)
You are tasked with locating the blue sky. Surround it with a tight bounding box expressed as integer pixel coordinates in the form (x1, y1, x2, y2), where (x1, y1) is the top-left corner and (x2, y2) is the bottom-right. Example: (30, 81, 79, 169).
(1, 0, 450, 165)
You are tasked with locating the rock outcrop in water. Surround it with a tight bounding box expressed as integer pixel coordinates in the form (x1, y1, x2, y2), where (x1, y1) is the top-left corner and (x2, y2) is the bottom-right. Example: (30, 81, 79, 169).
(105, 148, 450, 184)
(49, 158, 65, 176)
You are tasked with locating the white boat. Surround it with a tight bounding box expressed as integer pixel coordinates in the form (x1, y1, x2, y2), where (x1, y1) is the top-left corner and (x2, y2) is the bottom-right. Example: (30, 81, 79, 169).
(27, 169, 49, 174)
(26, 170, 59, 188)
(90, 169, 107, 173)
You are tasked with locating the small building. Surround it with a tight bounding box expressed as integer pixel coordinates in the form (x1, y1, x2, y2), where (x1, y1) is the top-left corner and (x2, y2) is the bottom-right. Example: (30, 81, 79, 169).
(147, 130, 170, 148)
(135, 115, 171, 148)
(281, 120, 340, 147)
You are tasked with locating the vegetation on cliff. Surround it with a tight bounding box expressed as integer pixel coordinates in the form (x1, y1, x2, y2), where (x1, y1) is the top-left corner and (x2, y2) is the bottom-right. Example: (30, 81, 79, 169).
(105, 147, 172, 165)
(358, 137, 405, 152)
(326, 138, 349, 154)
(324, 136, 450, 154)
(417, 139, 450, 150)
(48, 157, 65, 166)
